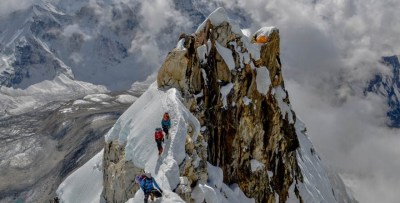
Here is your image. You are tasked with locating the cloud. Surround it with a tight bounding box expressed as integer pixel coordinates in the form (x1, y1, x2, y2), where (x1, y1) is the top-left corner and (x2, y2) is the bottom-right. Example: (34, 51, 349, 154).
(214, 0, 400, 202)
(63, 24, 91, 40)
(285, 77, 400, 202)
(0, 0, 37, 16)
(129, 32, 162, 70)
(128, 0, 193, 74)
(138, 0, 189, 33)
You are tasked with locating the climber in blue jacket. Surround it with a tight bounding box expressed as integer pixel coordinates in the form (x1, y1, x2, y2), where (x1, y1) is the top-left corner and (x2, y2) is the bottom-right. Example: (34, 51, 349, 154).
(139, 171, 163, 203)
(161, 112, 171, 139)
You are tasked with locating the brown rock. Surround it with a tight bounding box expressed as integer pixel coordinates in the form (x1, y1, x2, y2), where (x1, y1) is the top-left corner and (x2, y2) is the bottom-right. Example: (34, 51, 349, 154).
(156, 17, 301, 203)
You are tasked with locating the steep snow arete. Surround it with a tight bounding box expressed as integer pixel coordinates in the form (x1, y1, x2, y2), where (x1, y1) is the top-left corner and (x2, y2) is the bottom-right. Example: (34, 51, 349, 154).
(57, 8, 354, 203)
(57, 83, 252, 203)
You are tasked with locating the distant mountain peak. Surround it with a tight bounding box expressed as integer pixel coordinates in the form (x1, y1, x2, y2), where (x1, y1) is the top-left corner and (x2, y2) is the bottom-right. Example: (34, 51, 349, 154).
(366, 55, 400, 127)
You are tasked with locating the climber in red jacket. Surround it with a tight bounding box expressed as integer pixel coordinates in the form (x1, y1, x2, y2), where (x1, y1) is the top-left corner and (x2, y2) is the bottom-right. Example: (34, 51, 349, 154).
(154, 128, 164, 155)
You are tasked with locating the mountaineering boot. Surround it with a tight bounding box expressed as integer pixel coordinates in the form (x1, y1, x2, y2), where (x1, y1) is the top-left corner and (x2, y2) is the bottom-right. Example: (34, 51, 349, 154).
(150, 192, 155, 201)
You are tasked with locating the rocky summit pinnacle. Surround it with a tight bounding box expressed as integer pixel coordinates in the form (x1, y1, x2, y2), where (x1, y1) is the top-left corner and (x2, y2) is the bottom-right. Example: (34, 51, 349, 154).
(57, 7, 355, 203)
(157, 7, 308, 202)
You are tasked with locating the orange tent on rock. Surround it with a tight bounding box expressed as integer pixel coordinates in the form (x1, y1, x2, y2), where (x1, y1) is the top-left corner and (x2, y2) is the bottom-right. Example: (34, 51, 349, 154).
(256, 35, 268, 43)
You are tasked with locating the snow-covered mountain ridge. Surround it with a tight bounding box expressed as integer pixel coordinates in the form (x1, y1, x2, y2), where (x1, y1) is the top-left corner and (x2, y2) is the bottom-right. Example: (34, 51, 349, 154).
(0, 1, 142, 89)
(57, 8, 355, 203)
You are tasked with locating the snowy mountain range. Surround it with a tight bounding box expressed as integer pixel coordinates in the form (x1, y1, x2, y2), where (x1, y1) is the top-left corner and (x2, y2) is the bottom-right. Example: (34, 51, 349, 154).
(0, 0, 251, 117)
(1, 1, 142, 89)
(56, 8, 355, 203)
(366, 55, 400, 127)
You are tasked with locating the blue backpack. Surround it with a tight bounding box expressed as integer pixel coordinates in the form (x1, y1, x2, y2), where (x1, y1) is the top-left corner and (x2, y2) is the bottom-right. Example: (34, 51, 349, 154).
(140, 177, 154, 193)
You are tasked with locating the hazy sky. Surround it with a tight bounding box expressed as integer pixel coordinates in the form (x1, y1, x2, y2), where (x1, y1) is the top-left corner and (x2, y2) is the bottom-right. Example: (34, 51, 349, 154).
(2, 0, 400, 202)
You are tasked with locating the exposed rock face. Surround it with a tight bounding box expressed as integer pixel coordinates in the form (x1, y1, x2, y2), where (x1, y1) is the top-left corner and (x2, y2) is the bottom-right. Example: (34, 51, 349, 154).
(102, 141, 141, 203)
(175, 126, 209, 203)
(157, 10, 301, 202)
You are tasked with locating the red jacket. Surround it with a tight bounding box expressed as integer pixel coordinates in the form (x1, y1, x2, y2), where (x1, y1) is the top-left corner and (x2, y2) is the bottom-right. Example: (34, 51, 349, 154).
(155, 130, 164, 141)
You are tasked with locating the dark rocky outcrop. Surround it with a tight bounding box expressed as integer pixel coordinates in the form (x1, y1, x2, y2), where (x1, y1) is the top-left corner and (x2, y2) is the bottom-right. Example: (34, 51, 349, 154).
(157, 12, 301, 202)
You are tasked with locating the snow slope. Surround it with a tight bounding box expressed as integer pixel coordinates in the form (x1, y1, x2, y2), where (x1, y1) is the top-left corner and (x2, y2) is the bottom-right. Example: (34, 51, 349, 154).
(292, 120, 338, 203)
(105, 82, 201, 191)
(57, 151, 104, 203)
(57, 83, 253, 203)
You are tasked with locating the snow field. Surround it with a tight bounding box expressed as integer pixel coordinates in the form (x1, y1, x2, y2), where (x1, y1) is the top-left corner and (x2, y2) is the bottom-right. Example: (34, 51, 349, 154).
(57, 151, 104, 203)
(0, 74, 107, 116)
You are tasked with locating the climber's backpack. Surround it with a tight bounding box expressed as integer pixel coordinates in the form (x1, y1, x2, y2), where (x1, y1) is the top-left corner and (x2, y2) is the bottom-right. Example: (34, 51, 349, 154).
(152, 189, 162, 198)
(126, 175, 143, 191)
(135, 174, 146, 184)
